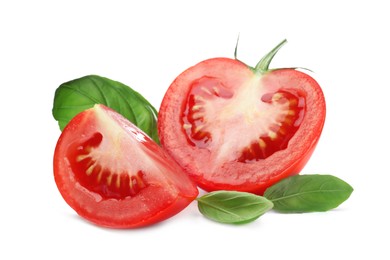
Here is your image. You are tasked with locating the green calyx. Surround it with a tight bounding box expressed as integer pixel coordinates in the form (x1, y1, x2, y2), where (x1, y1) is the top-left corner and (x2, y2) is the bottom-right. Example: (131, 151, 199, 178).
(234, 38, 288, 74)
(254, 39, 287, 73)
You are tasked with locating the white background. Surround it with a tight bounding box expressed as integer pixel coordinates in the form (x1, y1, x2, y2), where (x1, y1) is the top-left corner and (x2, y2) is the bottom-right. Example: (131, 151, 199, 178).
(1, 0, 388, 259)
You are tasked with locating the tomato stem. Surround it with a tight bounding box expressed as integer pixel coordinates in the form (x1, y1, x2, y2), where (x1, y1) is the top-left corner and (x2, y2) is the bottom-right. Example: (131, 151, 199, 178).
(255, 39, 287, 73)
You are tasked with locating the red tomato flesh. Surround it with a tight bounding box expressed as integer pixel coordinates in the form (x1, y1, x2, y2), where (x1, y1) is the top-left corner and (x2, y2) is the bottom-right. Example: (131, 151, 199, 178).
(54, 104, 198, 228)
(158, 57, 326, 195)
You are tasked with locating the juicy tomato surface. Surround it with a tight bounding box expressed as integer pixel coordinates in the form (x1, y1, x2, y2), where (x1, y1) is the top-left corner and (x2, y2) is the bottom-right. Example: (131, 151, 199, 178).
(54, 104, 198, 228)
(158, 41, 326, 195)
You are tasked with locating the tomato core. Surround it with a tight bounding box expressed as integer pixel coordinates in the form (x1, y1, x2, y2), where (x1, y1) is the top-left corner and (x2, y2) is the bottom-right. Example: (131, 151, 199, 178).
(181, 76, 306, 162)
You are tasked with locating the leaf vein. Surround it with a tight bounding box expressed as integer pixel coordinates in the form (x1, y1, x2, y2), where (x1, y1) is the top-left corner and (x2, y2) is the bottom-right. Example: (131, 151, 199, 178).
(199, 200, 242, 219)
(270, 189, 348, 202)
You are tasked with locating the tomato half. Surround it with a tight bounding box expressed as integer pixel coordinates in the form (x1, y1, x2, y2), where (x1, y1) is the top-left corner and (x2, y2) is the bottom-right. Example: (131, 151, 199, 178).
(158, 40, 326, 195)
(54, 104, 198, 228)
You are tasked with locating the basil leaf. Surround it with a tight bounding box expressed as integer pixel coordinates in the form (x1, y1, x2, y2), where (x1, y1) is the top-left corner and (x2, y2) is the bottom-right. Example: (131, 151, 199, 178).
(264, 174, 353, 213)
(197, 191, 273, 224)
(52, 75, 159, 143)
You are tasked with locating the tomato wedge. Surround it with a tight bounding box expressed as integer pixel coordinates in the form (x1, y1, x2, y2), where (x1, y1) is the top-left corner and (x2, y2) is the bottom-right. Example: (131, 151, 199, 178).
(158, 40, 326, 195)
(54, 104, 198, 228)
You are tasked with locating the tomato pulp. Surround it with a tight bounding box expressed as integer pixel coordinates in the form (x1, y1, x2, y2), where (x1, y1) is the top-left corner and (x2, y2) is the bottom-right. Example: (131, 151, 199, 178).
(54, 104, 198, 228)
(158, 40, 326, 195)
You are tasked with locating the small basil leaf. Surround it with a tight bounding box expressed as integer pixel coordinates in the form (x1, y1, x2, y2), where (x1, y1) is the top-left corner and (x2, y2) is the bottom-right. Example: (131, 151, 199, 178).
(197, 191, 273, 224)
(264, 174, 353, 213)
(52, 75, 159, 143)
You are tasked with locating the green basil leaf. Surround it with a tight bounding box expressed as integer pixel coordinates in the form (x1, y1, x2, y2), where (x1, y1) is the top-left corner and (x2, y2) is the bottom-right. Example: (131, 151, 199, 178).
(197, 191, 273, 224)
(52, 75, 159, 143)
(264, 174, 353, 213)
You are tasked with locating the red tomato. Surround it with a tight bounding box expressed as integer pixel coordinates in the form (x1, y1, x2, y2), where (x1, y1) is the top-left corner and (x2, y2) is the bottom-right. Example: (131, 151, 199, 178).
(54, 104, 198, 228)
(158, 40, 326, 195)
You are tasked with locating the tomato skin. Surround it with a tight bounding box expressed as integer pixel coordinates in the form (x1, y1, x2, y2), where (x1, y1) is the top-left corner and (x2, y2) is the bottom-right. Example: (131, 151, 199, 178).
(158, 58, 326, 195)
(54, 104, 198, 228)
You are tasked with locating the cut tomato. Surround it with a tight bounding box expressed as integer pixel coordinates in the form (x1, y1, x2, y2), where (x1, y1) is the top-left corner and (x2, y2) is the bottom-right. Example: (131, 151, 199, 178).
(54, 104, 198, 228)
(158, 40, 326, 195)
